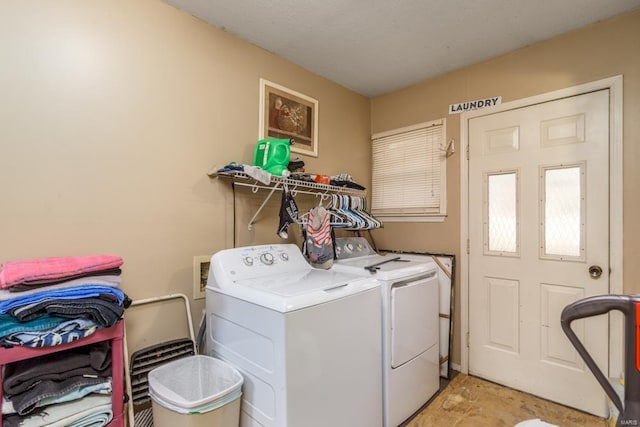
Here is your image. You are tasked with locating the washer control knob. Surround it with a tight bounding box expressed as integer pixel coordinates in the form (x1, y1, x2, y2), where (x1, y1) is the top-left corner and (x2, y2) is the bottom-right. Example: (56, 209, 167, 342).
(280, 252, 289, 261)
(345, 243, 354, 253)
(243, 256, 254, 266)
(260, 252, 275, 265)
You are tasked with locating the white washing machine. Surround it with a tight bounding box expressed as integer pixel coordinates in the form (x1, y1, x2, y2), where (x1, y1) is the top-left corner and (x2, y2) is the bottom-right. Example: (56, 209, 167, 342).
(333, 237, 440, 427)
(206, 243, 382, 427)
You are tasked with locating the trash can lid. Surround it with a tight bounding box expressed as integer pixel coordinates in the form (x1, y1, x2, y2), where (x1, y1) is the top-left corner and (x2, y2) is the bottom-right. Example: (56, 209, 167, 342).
(148, 355, 243, 409)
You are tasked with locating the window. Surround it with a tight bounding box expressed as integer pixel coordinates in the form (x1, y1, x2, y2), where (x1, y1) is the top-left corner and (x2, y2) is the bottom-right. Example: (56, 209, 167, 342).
(371, 120, 447, 221)
(485, 170, 519, 255)
(540, 163, 585, 260)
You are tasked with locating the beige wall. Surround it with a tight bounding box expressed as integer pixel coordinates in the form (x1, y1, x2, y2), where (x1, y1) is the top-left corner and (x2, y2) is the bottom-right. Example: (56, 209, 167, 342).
(0, 0, 370, 344)
(2, 1, 638, 368)
(371, 9, 640, 367)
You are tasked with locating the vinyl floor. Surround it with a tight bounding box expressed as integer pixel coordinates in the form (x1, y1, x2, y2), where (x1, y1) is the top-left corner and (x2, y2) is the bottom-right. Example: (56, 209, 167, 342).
(404, 373, 608, 427)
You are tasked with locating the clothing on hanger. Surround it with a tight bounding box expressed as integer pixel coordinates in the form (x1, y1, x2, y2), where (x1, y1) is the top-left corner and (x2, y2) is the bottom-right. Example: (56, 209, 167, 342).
(303, 206, 334, 269)
(277, 184, 299, 239)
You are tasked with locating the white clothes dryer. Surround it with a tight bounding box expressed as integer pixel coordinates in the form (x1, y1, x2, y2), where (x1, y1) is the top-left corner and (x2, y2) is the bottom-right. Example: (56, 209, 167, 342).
(206, 244, 382, 427)
(333, 237, 440, 427)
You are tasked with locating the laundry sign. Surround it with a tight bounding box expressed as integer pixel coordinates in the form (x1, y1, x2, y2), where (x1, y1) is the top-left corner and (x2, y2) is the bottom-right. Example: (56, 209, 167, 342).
(448, 96, 502, 114)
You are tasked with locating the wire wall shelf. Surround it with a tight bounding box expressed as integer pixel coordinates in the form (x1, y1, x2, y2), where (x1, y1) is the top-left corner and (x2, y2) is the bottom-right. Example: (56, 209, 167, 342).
(211, 170, 367, 230)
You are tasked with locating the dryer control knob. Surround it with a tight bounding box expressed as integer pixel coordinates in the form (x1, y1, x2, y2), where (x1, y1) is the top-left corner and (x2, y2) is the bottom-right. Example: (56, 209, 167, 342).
(280, 253, 289, 261)
(243, 256, 254, 266)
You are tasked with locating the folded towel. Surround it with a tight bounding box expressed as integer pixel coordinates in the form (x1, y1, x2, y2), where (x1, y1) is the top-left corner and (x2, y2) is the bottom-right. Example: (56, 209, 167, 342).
(0, 314, 66, 337)
(1, 317, 99, 348)
(11, 376, 108, 416)
(2, 379, 111, 415)
(0, 275, 121, 301)
(12, 297, 126, 327)
(3, 342, 111, 396)
(2, 394, 112, 427)
(0, 285, 126, 314)
(8, 268, 121, 291)
(0, 255, 123, 289)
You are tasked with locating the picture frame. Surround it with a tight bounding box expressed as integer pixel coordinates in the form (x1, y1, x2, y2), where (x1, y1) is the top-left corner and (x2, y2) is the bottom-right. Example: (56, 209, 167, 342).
(192, 255, 211, 300)
(259, 78, 319, 157)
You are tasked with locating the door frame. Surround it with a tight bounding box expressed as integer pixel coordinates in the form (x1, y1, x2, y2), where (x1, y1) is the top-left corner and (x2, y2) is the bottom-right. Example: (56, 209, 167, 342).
(459, 76, 624, 379)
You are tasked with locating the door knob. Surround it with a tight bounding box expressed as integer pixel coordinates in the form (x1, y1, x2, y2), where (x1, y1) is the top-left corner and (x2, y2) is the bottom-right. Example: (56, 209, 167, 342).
(588, 265, 603, 279)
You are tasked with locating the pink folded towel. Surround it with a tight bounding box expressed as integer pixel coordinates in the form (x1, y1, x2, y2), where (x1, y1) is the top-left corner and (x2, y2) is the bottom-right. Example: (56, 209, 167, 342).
(0, 255, 123, 289)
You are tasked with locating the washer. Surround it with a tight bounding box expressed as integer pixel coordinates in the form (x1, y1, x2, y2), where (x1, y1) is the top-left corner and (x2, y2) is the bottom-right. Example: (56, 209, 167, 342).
(333, 237, 440, 427)
(206, 244, 382, 427)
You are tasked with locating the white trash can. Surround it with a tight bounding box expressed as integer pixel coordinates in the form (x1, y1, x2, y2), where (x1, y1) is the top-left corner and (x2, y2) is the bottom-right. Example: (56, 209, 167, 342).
(148, 355, 243, 427)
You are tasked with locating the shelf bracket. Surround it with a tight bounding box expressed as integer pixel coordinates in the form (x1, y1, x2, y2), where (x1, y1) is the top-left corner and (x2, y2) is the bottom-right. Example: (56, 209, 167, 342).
(248, 182, 281, 230)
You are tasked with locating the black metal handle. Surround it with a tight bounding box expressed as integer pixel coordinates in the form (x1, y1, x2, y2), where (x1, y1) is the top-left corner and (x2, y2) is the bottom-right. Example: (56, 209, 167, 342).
(561, 295, 630, 322)
(561, 295, 631, 415)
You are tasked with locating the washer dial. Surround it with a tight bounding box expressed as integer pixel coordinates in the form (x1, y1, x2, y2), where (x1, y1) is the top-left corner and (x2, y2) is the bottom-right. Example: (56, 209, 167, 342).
(260, 252, 275, 265)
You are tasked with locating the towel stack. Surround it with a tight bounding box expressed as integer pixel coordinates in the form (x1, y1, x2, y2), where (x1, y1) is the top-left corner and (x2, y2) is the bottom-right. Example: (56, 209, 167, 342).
(0, 255, 130, 426)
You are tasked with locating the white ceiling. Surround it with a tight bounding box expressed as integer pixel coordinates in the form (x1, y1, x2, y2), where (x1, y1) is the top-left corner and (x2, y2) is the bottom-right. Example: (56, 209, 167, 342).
(163, 0, 640, 97)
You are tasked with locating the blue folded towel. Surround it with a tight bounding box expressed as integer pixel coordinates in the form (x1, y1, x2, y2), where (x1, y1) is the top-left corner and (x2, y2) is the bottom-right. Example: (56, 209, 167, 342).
(0, 286, 125, 314)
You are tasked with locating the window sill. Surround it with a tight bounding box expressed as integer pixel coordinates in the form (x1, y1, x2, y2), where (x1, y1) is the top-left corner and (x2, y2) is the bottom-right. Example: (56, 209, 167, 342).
(378, 215, 447, 223)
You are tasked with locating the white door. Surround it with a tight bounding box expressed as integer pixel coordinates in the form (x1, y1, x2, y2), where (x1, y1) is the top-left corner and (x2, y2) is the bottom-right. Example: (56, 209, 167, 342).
(468, 90, 610, 416)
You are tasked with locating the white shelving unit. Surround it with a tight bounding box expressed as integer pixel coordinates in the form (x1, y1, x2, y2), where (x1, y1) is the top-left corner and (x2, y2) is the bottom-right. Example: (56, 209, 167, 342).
(212, 170, 367, 230)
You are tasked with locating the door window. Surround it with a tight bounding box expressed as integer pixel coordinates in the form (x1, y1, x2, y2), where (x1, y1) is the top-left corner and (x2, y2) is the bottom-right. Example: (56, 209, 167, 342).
(540, 163, 585, 260)
(485, 171, 519, 256)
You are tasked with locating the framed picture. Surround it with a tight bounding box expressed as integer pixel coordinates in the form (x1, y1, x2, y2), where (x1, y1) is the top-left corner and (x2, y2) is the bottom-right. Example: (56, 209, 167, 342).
(192, 255, 211, 300)
(259, 78, 319, 157)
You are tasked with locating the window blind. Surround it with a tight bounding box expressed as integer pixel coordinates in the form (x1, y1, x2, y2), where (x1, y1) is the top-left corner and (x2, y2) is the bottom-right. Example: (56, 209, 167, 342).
(371, 121, 446, 216)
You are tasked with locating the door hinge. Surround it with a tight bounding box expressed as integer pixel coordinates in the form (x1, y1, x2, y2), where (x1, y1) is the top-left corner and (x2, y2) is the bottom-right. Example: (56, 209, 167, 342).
(466, 239, 470, 254)
(466, 331, 470, 348)
(466, 144, 470, 160)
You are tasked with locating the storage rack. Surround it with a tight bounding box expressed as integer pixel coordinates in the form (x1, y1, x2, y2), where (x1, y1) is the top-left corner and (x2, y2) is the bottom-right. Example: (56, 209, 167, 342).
(212, 170, 367, 230)
(0, 320, 125, 427)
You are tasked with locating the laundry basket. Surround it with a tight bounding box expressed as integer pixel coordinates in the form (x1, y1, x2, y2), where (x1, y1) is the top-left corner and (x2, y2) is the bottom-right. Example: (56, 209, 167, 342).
(148, 355, 243, 427)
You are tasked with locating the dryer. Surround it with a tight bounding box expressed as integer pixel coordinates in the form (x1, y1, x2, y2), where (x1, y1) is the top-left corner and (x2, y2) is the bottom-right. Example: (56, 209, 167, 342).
(206, 244, 382, 427)
(333, 237, 439, 427)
